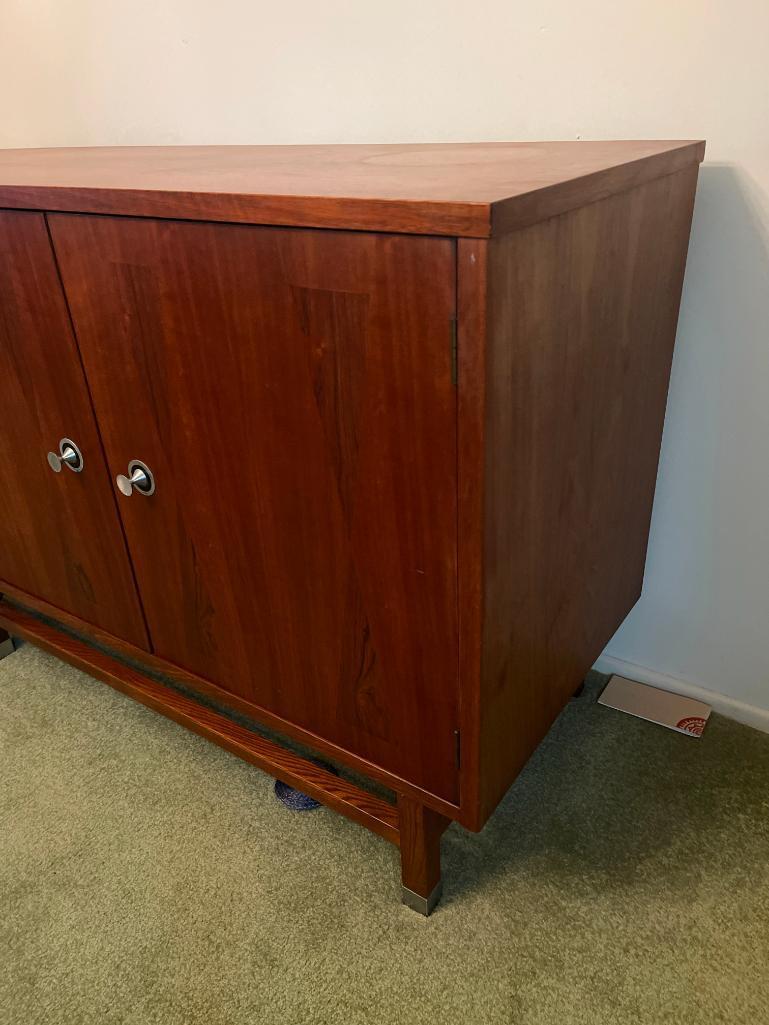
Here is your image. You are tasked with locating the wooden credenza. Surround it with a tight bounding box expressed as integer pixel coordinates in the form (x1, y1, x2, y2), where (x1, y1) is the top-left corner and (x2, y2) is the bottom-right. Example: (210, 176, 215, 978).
(0, 141, 703, 912)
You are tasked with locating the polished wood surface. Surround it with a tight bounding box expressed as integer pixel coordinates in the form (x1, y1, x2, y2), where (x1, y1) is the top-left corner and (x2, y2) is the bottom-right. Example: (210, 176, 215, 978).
(0, 142, 703, 237)
(0, 143, 703, 907)
(455, 238, 489, 823)
(397, 795, 449, 901)
(0, 211, 148, 647)
(459, 165, 700, 828)
(0, 580, 460, 820)
(0, 599, 400, 844)
(50, 215, 460, 803)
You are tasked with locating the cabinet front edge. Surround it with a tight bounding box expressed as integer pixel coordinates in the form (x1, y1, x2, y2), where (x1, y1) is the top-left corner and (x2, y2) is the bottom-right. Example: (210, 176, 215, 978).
(0, 188, 492, 238)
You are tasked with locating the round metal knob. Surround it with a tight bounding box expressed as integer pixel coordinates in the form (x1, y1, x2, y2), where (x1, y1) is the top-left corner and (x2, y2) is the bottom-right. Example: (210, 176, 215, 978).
(116, 460, 155, 497)
(47, 438, 83, 473)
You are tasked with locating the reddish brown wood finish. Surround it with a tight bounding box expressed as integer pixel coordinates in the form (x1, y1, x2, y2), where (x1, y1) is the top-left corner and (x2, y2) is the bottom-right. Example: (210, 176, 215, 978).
(0, 142, 703, 237)
(458, 165, 701, 828)
(0, 579, 460, 821)
(0, 599, 400, 844)
(456, 238, 488, 823)
(49, 216, 460, 803)
(397, 796, 449, 902)
(0, 143, 705, 908)
(0, 211, 148, 647)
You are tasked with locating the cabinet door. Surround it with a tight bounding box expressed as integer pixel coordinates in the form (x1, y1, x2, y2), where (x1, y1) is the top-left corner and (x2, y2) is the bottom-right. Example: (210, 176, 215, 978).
(0, 211, 148, 646)
(50, 216, 459, 800)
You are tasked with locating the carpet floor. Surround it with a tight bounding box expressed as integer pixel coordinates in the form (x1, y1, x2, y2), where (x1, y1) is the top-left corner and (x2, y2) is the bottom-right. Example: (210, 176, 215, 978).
(1, 643, 767, 1025)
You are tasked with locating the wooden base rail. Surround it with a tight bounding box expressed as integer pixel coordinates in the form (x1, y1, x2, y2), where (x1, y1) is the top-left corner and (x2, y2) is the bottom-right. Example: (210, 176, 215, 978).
(0, 599, 399, 841)
(0, 578, 460, 825)
(0, 599, 451, 912)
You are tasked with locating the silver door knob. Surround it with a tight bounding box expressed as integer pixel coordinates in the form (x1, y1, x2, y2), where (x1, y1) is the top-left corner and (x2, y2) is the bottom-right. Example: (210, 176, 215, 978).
(116, 460, 155, 497)
(47, 438, 84, 473)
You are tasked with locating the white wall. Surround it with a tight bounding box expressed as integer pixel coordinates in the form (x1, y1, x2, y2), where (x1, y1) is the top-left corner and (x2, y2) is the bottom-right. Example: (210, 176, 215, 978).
(2, 1, 769, 712)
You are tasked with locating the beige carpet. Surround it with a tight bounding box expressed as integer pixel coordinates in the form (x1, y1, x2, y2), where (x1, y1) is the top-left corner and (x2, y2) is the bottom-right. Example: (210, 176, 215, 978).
(1, 643, 768, 1025)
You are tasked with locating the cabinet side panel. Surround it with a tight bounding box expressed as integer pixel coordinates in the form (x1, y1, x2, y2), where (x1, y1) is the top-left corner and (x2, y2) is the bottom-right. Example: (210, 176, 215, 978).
(477, 165, 700, 826)
(456, 238, 488, 826)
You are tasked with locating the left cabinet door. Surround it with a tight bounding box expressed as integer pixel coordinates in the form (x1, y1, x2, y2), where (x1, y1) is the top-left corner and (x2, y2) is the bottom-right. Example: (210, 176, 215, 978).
(0, 211, 149, 647)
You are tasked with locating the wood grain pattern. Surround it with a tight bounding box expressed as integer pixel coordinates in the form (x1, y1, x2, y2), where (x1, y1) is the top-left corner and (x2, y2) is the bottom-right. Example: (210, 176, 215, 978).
(456, 239, 488, 825)
(49, 215, 460, 803)
(0, 599, 400, 844)
(397, 795, 449, 898)
(0, 211, 148, 647)
(0, 142, 704, 237)
(460, 165, 700, 828)
(0, 580, 461, 821)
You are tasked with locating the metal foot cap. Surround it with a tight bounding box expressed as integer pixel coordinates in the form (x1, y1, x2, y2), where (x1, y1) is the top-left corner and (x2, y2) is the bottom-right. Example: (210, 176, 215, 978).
(401, 880, 443, 916)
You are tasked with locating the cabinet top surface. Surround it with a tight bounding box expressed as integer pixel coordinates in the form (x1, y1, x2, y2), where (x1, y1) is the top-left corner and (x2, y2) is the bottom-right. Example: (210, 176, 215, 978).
(0, 141, 704, 237)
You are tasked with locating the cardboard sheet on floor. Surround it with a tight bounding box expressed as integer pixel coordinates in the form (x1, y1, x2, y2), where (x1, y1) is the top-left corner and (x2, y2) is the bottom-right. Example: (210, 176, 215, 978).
(598, 675, 711, 737)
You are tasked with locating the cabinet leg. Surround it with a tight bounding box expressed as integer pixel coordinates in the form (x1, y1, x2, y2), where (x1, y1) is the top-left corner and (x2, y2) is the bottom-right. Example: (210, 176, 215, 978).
(0, 629, 13, 660)
(397, 795, 450, 916)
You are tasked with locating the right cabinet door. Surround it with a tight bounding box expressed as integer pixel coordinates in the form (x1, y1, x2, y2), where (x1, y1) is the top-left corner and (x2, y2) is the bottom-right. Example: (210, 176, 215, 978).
(50, 215, 460, 801)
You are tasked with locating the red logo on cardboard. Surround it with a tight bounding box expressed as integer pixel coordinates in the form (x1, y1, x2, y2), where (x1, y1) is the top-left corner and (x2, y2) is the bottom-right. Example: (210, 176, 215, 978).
(677, 716, 706, 736)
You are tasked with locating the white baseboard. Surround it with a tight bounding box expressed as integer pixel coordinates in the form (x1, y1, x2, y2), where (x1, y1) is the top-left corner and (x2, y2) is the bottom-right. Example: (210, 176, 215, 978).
(593, 653, 769, 735)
